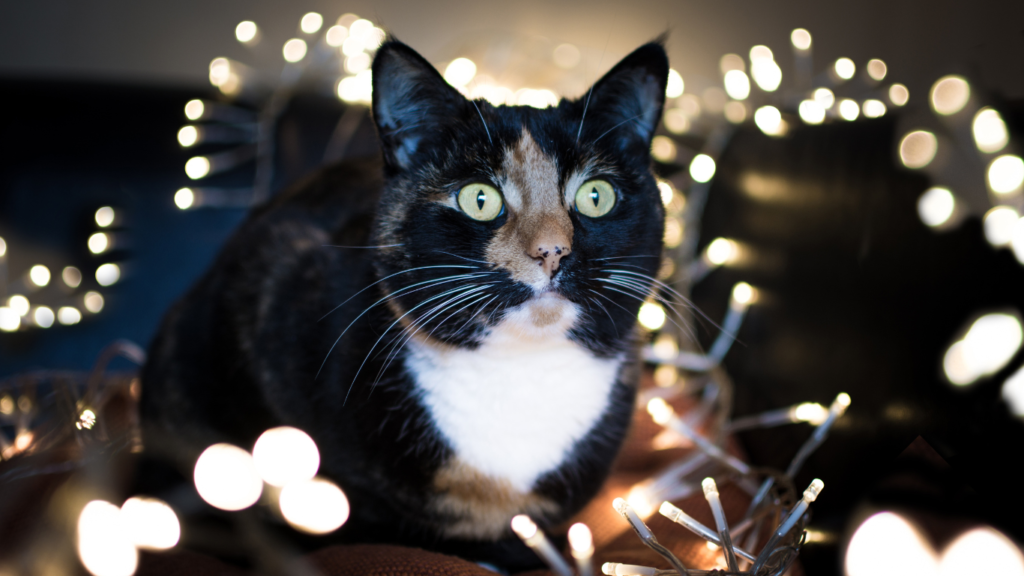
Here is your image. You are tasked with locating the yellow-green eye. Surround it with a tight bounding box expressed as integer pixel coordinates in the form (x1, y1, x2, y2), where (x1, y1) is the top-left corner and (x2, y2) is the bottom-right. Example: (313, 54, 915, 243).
(457, 183, 503, 221)
(575, 180, 616, 218)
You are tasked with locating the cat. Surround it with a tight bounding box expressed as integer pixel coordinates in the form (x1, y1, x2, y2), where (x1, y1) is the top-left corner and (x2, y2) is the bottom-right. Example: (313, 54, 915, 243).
(139, 38, 669, 569)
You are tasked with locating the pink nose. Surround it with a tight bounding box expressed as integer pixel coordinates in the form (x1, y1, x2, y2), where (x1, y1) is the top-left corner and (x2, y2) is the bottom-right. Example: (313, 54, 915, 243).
(531, 242, 570, 278)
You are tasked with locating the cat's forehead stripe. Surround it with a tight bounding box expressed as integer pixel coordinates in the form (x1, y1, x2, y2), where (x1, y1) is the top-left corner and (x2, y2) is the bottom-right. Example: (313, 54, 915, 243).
(500, 129, 559, 213)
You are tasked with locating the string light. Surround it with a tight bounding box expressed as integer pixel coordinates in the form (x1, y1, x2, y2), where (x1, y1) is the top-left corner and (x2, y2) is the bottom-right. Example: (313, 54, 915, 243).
(754, 105, 785, 136)
(838, 99, 860, 121)
(790, 28, 812, 50)
(77, 500, 138, 576)
(119, 497, 180, 551)
(972, 108, 1009, 153)
(889, 83, 909, 106)
(7, 295, 29, 316)
(943, 313, 1023, 386)
(299, 12, 323, 34)
(568, 523, 596, 576)
(58, 307, 82, 325)
(95, 206, 116, 227)
(814, 87, 835, 109)
(282, 39, 307, 63)
(174, 188, 195, 210)
(723, 70, 750, 100)
(84, 291, 105, 313)
(88, 232, 110, 254)
(666, 69, 685, 98)
(706, 237, 739, 266)
(637, 302, 667, 331)
(96, 263, 121, 287)
(1, 308, 21, 332)
(867, 59, 887, 81)
(987, 155, 1024, 195)
(833, 57, 855, 80)
(325, 25, 348, 47)
(750, 56, 782, 92)
(193, 443, 263, 511)
(862, 99, 887, 118)
(917, 187, 956, 228)
(798, 100, 826, 124)
(279, 477, 350, 534)
(689, 154, 716, 183)
(252, 426, 320, 487)
(184, 99, 204, 121)
(930, 76, 970, 116)
(899, 130, 938, 169)
(29, 265, 50, 287)
(731, 282, 758, 306)
(34, 306, 54, 328)
(982, 206, 1018, 246)
(235, 21, 258, 44)
(511, 515, 574, 576)
(845, 512, 938, 576)
(77, 408, 96, 429)
(184, 156, 210, 179)
(444, 58, 477, 87)
(177, 126, 198, 147)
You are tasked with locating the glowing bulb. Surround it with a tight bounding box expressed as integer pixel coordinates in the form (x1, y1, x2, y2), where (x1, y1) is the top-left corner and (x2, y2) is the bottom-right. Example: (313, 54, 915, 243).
(34, 306, 54, 328)
(690, 154, 716, 183)
(930, 76, 970, 116)
(651, 136, 677, 162)
(0, 308, 19, 332)
(444, 58, 477, 87)
(646, 398, 673, 425)
(77, 408, 96, 429)
(174, 188, 195, 210)
(625, 486, 656, 518)
(235, 21, 257, 43)
(723, 70, 750, 100)
(29, 265, 50, 287)
(790, 28, 812, 50)
(1013, 220, 1024, 265)
(917, 187, 955, 227)
(88, 232, 109, 254)
(751, 59, 782, 92)
(185, 157, 210, 179)
(654, 364, 678, 387)
(348, 19, 375, 43)
(724, 101, 747, 124)
(940, 527, 1024, 576)
(845, 512, 938, 576)
(862, 99, 887, 118)
(58, 306, 82, 325)
(345, 53, 371, 74)
(838, 99, 860, 121)
(0, 236, 5, 257)
(867, 59, 887, 81)
(325, 25, 347, 47)
(184, 99, 204, 121)
(120, 497, 180, 551)
(1002, 364, 1024, 417)
(657, 182, 674, 206)
(749, 45, 773, 62)
(731, 282, 757, 305)
(983, 207, 1019, 247)
(511, 515, 538, 539)
(754, 105, 784, 135)
(834, 58, 855, 80)
(794, 403, 829, 425)
(77, 500, 138, 576)
(987, 155, 1024, 195)
(300, 12, 323, 34)
(96, 263, 120, 287)
(652, 334, 678, 360)
(208, 58, 230, 87)
(84, 291, 104, 313)
(177, 126, 198, 147)
(889, 84, 909, 106)
(814, 88, 835, 109)
(252, 426, 320, 487)
(663, 217, 683, 248)
(7, 295, 29, 316)
(798, 100, 825, 124)
(342, 36, 365, 57)
(637, 302, 666, 330)
(973, 108, 1009, 153)
(666, 69, 684, 98)
(193, 443, 262, 511)
(568, 523, 594, 554)
(945, 313, 1024, 385)
(283, 39, 307, 63)
(95, 206, 115, 227)
(664, 109, 689, 134)
(279, 478, 350, 534)
(553, 43, 581, 69)
(899, 131, 938, 169)
(706, 238, 738, 265)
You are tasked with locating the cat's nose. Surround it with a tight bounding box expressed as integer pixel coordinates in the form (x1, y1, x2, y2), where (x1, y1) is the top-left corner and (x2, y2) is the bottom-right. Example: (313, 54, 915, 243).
(530, 237, 571, 278)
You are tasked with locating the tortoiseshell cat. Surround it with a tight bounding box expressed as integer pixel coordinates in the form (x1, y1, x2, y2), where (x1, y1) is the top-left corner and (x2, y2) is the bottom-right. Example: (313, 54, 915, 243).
(141, 39, 668, 568)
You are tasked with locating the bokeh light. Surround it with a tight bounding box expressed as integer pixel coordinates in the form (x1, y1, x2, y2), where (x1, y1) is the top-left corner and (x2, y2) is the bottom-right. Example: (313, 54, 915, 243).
(282, 39, 308, 63)
(983, 206, 1019, 247)
(58, 306, 82, 325)
(834, 58, 855, 80)
(862, 100, 887, 118)
(944, 313, 1023, 386)
(939, 527, 1024, 576)
(972, 108, 1009, 153)
(814, 88, 835, 109)
(299, 12, 323, 34)
(29, 265, 50, 287)
(84, 291, 105, 313)
(651, 136, 677, 162)
(845, 512, 938, 576)
(987, 155, 1024, 195)
(185, 156, 210, 179)
(77, 500, 139, 576)
(1002, 364, 1024, 417)
(174, 188, 195, 210)
(899, 131, 938, 169)
(638, 302, 666, 331)
(444, 58, 477, 87)
(732, 282, 758, 305)
(120, 497, 180, 551)
(235, 21, 258, 44)
(88, 232, 110, 254)
(666, 69, 685, 98)
(706, 238, 739, 265)
(867, 59, 887, 81)
(95, 206, 115, 227)
(799, 100, 825, 125)
(751, 59, 782, 92)
(553, 43, 581, 69)
(838, 99, 860, 121)
(96, 263, 121, 287)
(724, 101, 747, 124)
(889, 84, 909, 106)
(325, 25, 348, 47)
(0, 308, 20, 332)
(184, 99, 204, 121)
(689, 154, 716, 183)
(193, 443, 263, 511)
(790, 28, 812, 50)
(917, 187, 955, 228)
(34, 306, 55, 328)
(754, 105, 784, 135)
(252, 426, 321, 487)
(177, 126, 198, 147)
(7, 295, 29, 316)
(723, 70, 750, 100)
(930, 76, 970, 116)
(279, 477, 350, 534)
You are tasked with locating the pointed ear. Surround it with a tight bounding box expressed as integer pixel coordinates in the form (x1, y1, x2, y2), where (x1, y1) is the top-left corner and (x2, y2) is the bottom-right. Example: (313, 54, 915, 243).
(578, 42, 669, 153)
(371, 40, 468, 172)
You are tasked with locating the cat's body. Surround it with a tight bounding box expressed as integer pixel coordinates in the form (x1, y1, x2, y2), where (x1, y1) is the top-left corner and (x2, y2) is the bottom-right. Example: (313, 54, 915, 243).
(141, 39, 668, 567)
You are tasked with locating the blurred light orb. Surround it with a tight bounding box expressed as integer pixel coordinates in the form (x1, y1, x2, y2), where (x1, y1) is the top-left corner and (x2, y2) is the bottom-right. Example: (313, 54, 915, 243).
(973, 108, 1009, 153)
(838, 99, 860, 121)
(930, 76, 970, 116)
(184, 99, 204, 121)
(749, 45, 773, 62)
(444, 58, 477, 87)
(983, 206, 1019, 247)
(679, 94, 702, 118)
(235, 21, 258, 44)
(208, 58, 230, 87)
(724, 101, 747, 124)
(345, 53, 371, 74)
(193, 443, 263, 511)
(944, 313, 1023, 386)
(723, 70, 750, 100)
(834, 58, 856, 80)
(754, 105, 784, 135)
(845, 512, 938, 576)
(95, 206, 115, 227)
(77, 500, 138, 576)
(568, 523, 594, 554)
(790, 28, 812, 50)
(706, 238, 738, 265)
(654, 364, 678, 387)
(917, 187, 955, 227)
(348, 19, 375, 42)
(689, 154, 716, 183)
(663, 217, 683, 248)
(663, 109, 690, 134)
(300, 12, 323, 34)
(794, 402, 829, 425)
(177, 126, 198, 148)
(7, 295, 29, 316)
(120, 497, 180, 551)
(185, 156, 210, 179)
(651, 136, 677, 162)
(29, 265, 50, 287)
(889, 83, 909, 106)
(657, 182, 674, 206)
(1002, 364, 1024, 417)
(1013, 218, 1024, 265)
(84, 291, 105, 313)
(34, 306, 55, 328)
(719, 53, 745, 74)
(0, 308, 19, 332)
(253, 426, 321, 487)
(899, 131, 938, 169)
(867, 59, 887, 81)
(626, 486, 656, 518)
(96, 263, 121, 287)
(813, 88, 835, 109)
(862, 99, 887, 118)
(553, 43, 580, 69)
(751, 59, 782, 92)
(174, 188, 195, 210)
(279, 477, 350, 534)
(666, 69, 684, 98)
(325, 25, 348, 47)
(58, 306, 82, 326)
(732, 282, 757, 305)
(515, 88, 558, 109)
(637, 302, 666, 331)
(987, 155, 1024, 195)
(798, 100, 825, 125)
(939, 527, 1024, 576)
(282, 39, 308, 63)
(88, 232, 110, 254)
(0, 236, 5, 257)
(342, 36, 365, 57)
(652, 334, 678, 360)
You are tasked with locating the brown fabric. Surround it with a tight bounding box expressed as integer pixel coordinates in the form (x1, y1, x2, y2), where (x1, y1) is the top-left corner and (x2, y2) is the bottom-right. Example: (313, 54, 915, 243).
(308, 544, 497, 576)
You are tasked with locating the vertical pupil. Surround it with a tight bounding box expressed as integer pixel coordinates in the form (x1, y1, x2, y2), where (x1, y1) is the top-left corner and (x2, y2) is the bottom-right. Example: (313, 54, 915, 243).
(476, 190, 486, 210)
(590, 188, 600, 207)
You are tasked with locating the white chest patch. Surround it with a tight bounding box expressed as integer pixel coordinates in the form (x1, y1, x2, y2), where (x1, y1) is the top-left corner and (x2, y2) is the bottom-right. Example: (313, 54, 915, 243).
(406, 313, 621, 493)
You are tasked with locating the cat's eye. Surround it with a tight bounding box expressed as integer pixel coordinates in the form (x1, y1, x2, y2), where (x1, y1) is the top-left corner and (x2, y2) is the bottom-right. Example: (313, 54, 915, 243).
(574, 180, 616, 218)
(457, 183, 504, 221)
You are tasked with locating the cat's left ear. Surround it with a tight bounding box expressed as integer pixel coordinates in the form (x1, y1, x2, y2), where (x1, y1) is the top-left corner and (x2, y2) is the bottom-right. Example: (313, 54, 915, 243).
(371, 39, 468, 173)
(578, 41, 669, 153)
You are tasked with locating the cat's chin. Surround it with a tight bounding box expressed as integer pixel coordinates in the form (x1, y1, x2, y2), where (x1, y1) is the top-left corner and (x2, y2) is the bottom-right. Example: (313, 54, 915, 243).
(499, 292, 579, 339)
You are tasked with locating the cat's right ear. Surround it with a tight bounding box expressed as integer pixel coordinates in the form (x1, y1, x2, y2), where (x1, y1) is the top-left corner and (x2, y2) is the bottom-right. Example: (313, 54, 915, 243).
(372, 40, 467, 173)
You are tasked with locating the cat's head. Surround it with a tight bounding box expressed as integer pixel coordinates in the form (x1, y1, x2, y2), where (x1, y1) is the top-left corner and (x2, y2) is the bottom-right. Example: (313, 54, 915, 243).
(369, 39, 668, 356)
